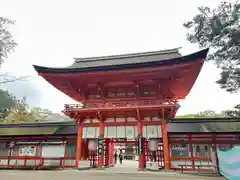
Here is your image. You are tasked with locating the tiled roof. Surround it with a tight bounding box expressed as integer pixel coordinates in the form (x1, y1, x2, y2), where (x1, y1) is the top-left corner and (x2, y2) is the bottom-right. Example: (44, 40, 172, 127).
(0, 127, 58, 136)
(33, 48, 209, 73)
(71, 48, 181, 68)
(202, 122, 240, 132)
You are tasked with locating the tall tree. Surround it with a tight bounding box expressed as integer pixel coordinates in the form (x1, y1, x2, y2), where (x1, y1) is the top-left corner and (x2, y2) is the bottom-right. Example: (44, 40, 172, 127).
(4, 97, 34, 123)
(225, 104, 240, 116)
(184, 1, 240, 92)
(0, 17, 28, 83)
(0, 17, 17, 66)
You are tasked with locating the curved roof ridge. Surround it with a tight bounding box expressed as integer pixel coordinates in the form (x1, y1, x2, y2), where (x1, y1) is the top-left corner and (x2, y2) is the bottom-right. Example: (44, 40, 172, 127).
(33, 48, 209, 74)
(73, 47, 182, 62)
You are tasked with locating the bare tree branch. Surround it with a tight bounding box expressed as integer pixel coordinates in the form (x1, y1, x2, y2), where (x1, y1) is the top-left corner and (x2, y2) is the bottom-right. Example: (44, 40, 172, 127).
(0, 75, 29, 84)
(0, 17, 17, 65)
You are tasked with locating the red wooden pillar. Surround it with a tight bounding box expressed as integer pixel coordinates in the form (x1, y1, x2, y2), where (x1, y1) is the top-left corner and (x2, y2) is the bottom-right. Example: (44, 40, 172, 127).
(98, 118, 105, 168)
(76, 119, 83, 168)
(161, 116, 170, 170)
(109, 138, 114, 167)
(137, 117, 144, 170)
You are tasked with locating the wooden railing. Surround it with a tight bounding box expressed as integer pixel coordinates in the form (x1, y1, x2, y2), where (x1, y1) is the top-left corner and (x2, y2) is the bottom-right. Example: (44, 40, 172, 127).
(64, 100, 178, 110)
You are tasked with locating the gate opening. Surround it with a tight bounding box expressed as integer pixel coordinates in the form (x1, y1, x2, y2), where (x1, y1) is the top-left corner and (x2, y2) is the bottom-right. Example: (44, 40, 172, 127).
(144, 138, 164, 169)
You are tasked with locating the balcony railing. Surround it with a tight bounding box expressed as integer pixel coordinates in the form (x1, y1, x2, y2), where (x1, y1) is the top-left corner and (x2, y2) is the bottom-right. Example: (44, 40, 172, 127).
(64, 99, 178, 110)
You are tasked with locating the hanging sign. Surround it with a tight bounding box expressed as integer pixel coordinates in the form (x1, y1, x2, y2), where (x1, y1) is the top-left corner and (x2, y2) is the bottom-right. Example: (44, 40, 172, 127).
(88, 140, 97, 151)
(97, 136, 104, 155)
(148, 139, 157, 151)
(137, 135, 143, 154)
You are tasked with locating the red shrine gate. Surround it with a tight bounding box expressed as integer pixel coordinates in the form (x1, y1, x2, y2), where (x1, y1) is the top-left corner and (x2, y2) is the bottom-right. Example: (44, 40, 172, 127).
(64, 104, 177, 169)
(33, 48, 209, 170)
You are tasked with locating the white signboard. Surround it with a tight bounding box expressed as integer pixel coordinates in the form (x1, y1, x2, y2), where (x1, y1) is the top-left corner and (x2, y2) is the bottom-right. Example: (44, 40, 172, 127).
(19, 146, 36, 156)
(42, 145, 64, 158)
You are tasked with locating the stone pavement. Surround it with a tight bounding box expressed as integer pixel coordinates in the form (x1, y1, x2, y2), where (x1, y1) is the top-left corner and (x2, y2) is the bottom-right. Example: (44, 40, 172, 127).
(0, 160, 225, 180)
(0, 169, 225, 180)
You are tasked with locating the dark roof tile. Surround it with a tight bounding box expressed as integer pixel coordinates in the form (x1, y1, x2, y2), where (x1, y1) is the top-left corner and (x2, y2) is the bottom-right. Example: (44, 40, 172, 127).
(33, 48, 209, 73)
(71, 48, 181, 68)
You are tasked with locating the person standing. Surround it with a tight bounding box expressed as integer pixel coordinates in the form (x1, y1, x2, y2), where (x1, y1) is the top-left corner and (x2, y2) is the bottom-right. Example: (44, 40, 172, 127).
(119, 152, 123, 164)
(114, 151, 118, 164)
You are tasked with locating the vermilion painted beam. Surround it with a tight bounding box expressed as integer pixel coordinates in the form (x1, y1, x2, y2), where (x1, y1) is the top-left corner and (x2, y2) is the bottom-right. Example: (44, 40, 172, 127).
(65, 104, 178, 112)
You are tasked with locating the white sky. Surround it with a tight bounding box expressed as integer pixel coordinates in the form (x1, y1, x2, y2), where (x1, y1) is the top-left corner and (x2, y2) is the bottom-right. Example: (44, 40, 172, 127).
(0, 0, 239, 115)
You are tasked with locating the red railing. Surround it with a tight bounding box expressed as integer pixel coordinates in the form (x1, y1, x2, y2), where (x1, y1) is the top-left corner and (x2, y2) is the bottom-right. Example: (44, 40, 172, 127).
(65, 100, 178, 110)
(169, 133, 240, 172)
(0, 156, 76, 169)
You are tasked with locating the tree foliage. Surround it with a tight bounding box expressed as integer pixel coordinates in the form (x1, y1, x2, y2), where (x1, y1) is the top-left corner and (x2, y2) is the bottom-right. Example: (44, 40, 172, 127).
(0, 17, 17, 66)
(184, 1, 240, 92)
(0, 17, 28, 84)
(177, 110, 240, 132)
(0, 89, 16, 118)
(225, 104, 240, 116)
(0, 89, 72, 123)
(3, 96, 34, 123)
(0, 90, 36, 123)
(176, 110, 229, 118)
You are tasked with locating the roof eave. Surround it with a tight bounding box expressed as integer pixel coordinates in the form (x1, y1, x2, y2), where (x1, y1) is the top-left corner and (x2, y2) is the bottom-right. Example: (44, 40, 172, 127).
(33, 48, 209, 74)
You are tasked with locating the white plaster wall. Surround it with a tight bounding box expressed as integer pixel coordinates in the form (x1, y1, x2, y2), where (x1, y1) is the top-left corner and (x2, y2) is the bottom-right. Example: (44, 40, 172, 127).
(126, 126, 135, 139)
(106, 126, 117, 138)
(82, 125, 162, 139)
(143, 125, 162, 138)
(117, 126, 126, 138)
(105, 126, 137, 139)
(83, 127, 98, 138)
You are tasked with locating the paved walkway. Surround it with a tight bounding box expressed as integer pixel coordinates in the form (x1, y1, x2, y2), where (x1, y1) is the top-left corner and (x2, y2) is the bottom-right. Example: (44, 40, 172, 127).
(0, 169, 225, 180)
(0, 161, 225, 180)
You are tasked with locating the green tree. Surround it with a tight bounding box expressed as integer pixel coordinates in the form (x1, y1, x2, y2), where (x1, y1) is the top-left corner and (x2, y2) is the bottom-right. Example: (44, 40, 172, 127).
(0, 89, 16, 118)
(225, 104, 240, 116)
(0, 90, 35, 123)
(30, 107, 72, 122)
(184, 1, 240, 92)
(176, 110, 240, 132)
(177, 110, 225, 118)
(4, 97, 34, 123)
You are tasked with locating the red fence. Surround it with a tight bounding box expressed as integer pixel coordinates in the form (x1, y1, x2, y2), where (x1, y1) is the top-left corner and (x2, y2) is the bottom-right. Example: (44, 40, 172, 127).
(0, 136, 77, 169)
(168, 133, 240, 172)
